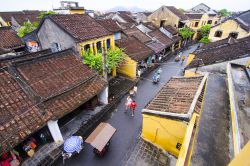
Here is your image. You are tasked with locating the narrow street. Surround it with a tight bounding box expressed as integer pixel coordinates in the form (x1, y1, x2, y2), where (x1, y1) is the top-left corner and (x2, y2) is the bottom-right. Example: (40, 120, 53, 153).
(54, 44, 199, 166)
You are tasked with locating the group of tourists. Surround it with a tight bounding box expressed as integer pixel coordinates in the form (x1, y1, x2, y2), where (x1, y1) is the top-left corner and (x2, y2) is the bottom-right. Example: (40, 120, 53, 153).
(125, 86, 138, 117)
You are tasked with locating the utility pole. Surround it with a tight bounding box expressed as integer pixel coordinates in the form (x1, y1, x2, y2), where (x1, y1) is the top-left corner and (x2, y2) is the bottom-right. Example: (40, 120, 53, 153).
(102, 45, 108, 81)
(98, 43, 109, 104)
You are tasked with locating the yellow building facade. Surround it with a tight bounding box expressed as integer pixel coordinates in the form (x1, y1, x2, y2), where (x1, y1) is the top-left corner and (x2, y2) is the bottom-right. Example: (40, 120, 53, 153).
(142, 114, 188, 156)
(117, 56, 137, 79)
(187, 13, 220, 40)
(208, 19, 250, 42)
(79, 35, 115, 55)
(141, 75, 208, 158)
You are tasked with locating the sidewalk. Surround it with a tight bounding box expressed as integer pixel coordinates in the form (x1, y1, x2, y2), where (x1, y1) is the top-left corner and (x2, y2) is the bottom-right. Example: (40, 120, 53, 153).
(124, 138, 170, 166)
(21, 76, 137, 166)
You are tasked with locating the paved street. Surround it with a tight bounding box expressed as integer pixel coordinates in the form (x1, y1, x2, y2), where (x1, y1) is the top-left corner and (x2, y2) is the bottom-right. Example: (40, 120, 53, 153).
(54, 44, 198, 166)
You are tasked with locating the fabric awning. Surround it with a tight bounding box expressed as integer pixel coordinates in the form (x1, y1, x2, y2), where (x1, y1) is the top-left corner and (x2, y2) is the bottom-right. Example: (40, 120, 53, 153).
(85, 122, 116, 151)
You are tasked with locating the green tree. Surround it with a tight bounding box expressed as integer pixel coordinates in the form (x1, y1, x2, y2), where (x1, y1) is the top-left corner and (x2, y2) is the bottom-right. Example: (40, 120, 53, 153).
(17, 21, 38, 37)
(218, 9, 231, 17)
(38, 10, 56, 19)
(199, 36, 210, 44)
(179, 27, 194, 45)
(198, 25, 211, 38)
(82, 48, 125, 74)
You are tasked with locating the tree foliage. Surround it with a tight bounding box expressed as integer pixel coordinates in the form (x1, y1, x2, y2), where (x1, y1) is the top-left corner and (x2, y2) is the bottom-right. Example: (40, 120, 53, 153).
(198, 25, 211, 38)
(179, 27, 194, 39)
(199, 36, 211, 44)
(38, 10, 56, 19)
(82, 47, 125, 74)
(17, 21, 38, 37)
(218, 9, 231, 17)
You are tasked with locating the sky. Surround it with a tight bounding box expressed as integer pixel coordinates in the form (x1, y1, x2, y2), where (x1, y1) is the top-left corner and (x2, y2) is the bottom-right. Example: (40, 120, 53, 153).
(0, 0, 249, 12)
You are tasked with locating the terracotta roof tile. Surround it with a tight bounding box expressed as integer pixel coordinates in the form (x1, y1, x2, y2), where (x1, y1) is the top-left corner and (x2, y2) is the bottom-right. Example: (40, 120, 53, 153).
(13, 14, 40, 25)
(0, 27, 24, 52)
(148, 29, 173, 47)
(187, 36, 250, 68)
(123, 27, 152, 43)
(0, 49, 106, 154)
(0, 49, 52, 68)
(96, 19, 122, 33)
(142, 22, 158, 30)
(146, 41, 165, 53)
(116, 36, 154, 62)
(146, 76, 204, 114)
(163, 25, 178, 35)
(48, 14, 112, 42)
(118, 11, 136, 23)
(185, 13, 203, 20)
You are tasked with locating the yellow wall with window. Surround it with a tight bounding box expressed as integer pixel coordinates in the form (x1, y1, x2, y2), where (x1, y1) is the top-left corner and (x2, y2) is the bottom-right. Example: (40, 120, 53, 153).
(117, 55, 137, 79)
(209, 19, 250, 42)
(141, 114, 188, 156)
(69, 9, 85, 14)
(79, 35, 115, 55)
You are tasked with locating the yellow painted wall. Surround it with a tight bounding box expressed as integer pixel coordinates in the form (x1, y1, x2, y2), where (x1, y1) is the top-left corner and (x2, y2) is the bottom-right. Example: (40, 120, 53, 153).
(186, 53, 196, 66)
(246, 59, 250, 67)
(79, 35, 115, 55)
(189, 14, 220, 40)
(148, 6, 180, 28)
(141, 114, 188, 156)
(209, 19, 250, 42)
(176, 113, 199, 166)
(184, 71, 201, 77)
(117, 55, 137, 79)
(69, 9, 85, 14)
(0, 17, 8, 27)
(228, 141, 250, 166)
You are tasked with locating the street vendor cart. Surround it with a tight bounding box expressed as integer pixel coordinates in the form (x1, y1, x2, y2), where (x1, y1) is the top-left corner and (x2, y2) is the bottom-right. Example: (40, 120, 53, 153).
(85, 122, 116, 157)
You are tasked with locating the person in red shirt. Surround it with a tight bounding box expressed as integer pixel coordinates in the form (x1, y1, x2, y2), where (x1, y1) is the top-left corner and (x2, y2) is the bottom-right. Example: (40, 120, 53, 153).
(130, 100, 137, 117)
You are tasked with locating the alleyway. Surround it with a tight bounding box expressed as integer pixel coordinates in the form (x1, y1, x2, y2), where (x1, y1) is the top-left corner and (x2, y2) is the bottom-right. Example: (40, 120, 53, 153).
(54, 44, 199, 166)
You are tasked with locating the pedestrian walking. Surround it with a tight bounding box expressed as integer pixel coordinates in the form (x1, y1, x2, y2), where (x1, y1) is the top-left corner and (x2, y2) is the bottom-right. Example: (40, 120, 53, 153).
(137, 69, 141, 78)
(130, 100, 137, 117)
(133, 85, 137, 95)
(181, 55, 185, 64)
(129, 88, 134, 96)
(125, 96, 132, 112)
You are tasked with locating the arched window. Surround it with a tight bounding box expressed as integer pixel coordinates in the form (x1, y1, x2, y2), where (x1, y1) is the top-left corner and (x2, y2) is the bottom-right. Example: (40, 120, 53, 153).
(96, 41, 102, 53)
(214, 30, 223, 37)
(106, 39, 111, 49)
(84, 44, 90, 51)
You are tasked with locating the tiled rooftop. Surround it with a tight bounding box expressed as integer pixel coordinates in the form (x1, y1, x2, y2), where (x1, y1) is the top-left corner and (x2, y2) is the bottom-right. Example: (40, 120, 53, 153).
(0, 49, 106, 154)
(0, 27, 24, 52)
(0, 49, 51, 68)
(48, 14, 112, 42)
(143, 22, 158, 31)
(96, 19, 122, 33)
(117, 11, 136, 23)
(116, 36, 154, 62)
(123, 27, 152, 43)
(185, 13, 203, 20)
(148, 29, 173, 47)
(145, 76, 205, 115)
(187, 36, 250, 68)
(166, 6, 189, 21)
(146, 41, 165, 53)
(163, 25, 178, 35)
